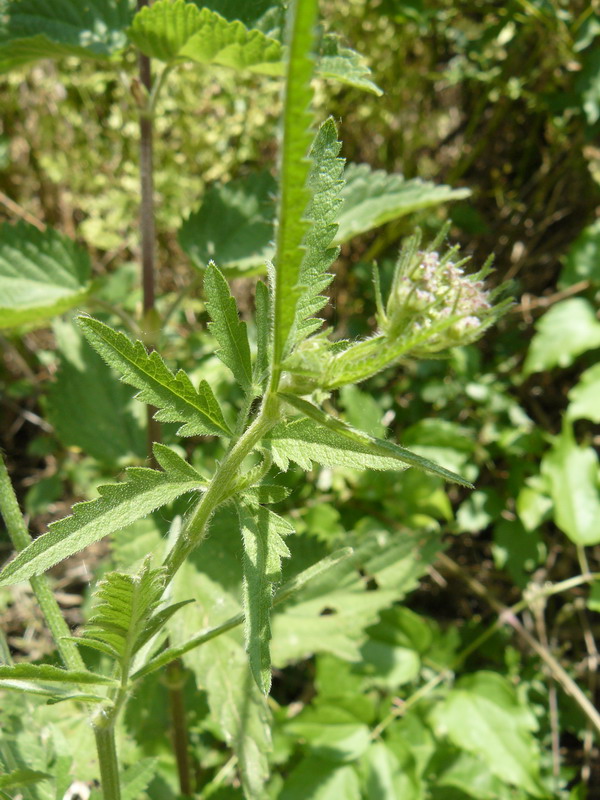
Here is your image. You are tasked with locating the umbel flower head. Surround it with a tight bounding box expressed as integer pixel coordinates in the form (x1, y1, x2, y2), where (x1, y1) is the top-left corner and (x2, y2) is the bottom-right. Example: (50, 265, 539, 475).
(379, 225, 499, 355)
(281, 226, 511, 393)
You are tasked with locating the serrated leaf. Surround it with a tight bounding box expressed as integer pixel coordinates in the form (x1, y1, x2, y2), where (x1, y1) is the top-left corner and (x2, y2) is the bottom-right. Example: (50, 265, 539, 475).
(523, 298, 600, 375)
(0, 466, 204, 587)
(0, 221, 91, 329)
(317, 33, 382, 95)
(0, 0, 131, 71)
(241, 483, 291, 506)
(120, 758, 158, 800)
(270, 0, 318, 383)
(238, 504, 293, 693)
(0, 663, 116, 685)
(83, 558, 169, 678)
(47, 318, 146, 464)
(272, 528, 440, 665)
(78, 316, 231, 437)
(204, 262, 253, 391)
(335, 164, 470, 244)
(541, 425, 600, 545)
(179, 171, 277, 274)
(286, 118, 345, 350)
(152, 442, 208, 483)
(274, 394, 473, 486)
(0, 769, 50, 790)
(128, 0, 283, 75)
(430, 671, 545, 796)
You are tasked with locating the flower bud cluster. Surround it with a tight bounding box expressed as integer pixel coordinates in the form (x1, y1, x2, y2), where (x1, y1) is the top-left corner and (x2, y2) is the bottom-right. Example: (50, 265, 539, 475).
(381, 237, 495, 355)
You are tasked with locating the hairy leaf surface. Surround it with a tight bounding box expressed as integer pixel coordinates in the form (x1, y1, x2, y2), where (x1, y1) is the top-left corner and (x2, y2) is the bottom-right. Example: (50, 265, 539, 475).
(0, 452, 204, 586)
(0, 221, 91, 329)
(79, 316, 231, 437)
(270, 0, 318, 383)
(128, 0, 282, 75)
(335, 164, 471, 244)
(273, 394, 473, 486)
(238, 504, 293, 693)
(0, 663, 116, 685)
(204, 263, 253, 391)
(318, 33, 382, 96)
(0, 0, 131, 70)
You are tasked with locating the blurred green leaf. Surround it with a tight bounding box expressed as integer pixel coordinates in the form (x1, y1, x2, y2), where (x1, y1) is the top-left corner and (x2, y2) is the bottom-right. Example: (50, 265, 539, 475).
(128, 0, 283, 75)
(0, 769, 50, 790)
(0, 0, 131, 71)
(541, 425, 600, 545)
(567, 362, 600, 422)
(317, 33, 382, 96)
(339, 385, 386, 438)
(335, 164, 470, 244)
(493, 519, 545, 589)
(430, 671, 545, 796)
(559, 219, 600, 288)
(359, 742, 421, 800)
(47, 319, 146, 464)
(279, 756, 361, 800)
(286, 704, 371, 763)
(523, 298, 600, 375)
(0, 221, 91, 329)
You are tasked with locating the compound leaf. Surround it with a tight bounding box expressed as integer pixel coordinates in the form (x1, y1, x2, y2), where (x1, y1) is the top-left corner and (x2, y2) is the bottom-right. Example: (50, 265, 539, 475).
(0, 221, 91, 329)
(0, 455, 204, 586)
(274, 394, 473, 486)
(128, 0, 283, 75)
(204, 262, 253, 391)
(238, 503, 293, 694)
(335, 164, 470, 244)
(0, 0, 131, 71)
(78, 316, 231, 437)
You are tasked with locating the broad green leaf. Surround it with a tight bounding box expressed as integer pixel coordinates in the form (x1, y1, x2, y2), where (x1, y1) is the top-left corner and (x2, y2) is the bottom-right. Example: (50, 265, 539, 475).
(428, 748, 508, 799)
(0, 454, 204, 586)
(279, 756, 361, 800)
(47, 318, 146, 464)
(430, 671, 545, 796)
(272, 528, 441, 665)
(195, 0, 282, 28)
(523, 298, 600, 375)
(0, 221, 91, 329)
(238, 504, 292, 693)
(0, 0, 131, 71)
(286, 118, 344, 350)
(169, 516, 271, 798)
(204, 263, 253, 391)
(567, 362, 600, 422)
(0, 663, 116, 685)
(128, 0, 283, 75)
(317, 33, 382, 96)
(360, 742, 421, 800)
(78, 316, 232, 437)
(275, 394, 473, 486)
(335, 164, 470, 244)
(270, 0, 318, 384)
(120, 758, 158, 800)
(286, 704, 371, 762)
(179, 171, 276, 274)
(559, 218, 600, 288)
(339, 384, 386, 438)
(541, 425, 600, 545)
(0, 769, 50, 791)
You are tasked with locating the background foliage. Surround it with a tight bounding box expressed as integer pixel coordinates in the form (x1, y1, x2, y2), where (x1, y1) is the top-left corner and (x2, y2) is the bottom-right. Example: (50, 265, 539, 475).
(1, 0, 599, 798)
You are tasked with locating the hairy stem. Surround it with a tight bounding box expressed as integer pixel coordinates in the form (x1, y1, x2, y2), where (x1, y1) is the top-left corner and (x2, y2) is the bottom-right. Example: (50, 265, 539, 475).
(163, 394, 281, 583)
(94, 723, 122, 800)
(0, 451, 84, 672)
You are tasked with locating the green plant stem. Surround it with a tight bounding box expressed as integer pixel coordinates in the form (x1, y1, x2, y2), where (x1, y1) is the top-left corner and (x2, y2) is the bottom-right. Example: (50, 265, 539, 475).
(0, 451, 84, 672)
(94, 724, 122, 800)
(162, 393, 281, 583)
(165, 659, 193, 797)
